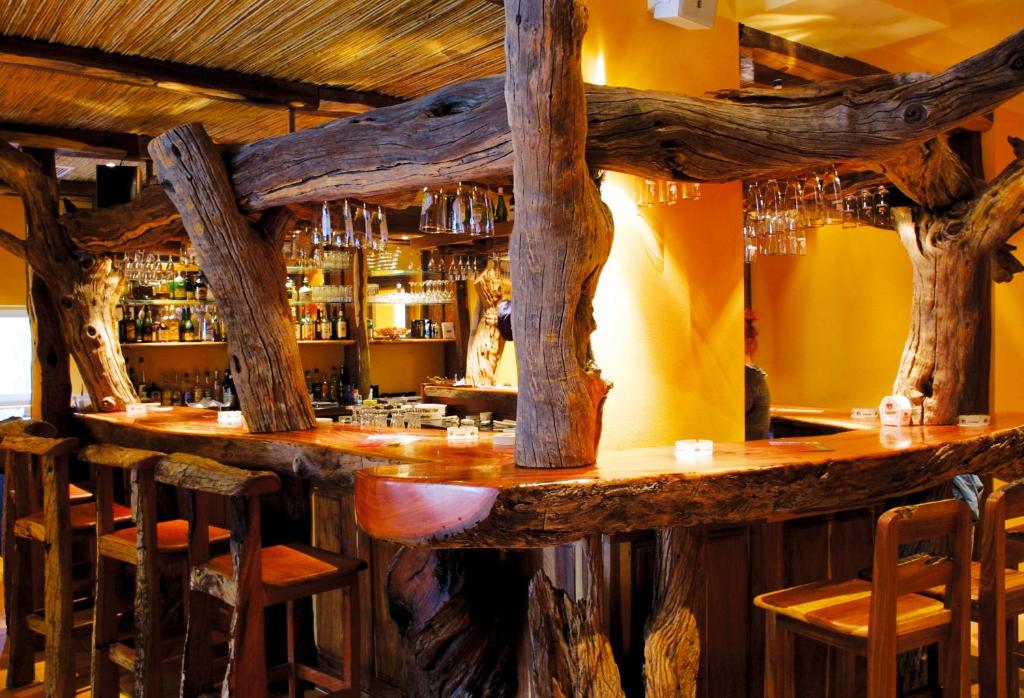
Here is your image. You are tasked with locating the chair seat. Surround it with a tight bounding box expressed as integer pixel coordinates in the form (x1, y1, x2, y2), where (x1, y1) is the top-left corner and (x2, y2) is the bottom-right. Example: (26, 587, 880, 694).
(98, 519, 231, 565)
(920, 560, 1024, 612)
(756, 577, 951, 646)
(69, 483, 92, 502)
(195, 543, 366, 605)
(13, 501, 132, 540)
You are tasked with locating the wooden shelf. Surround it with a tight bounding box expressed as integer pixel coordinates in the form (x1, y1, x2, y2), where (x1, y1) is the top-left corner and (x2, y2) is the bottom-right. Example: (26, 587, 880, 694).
(121, 299, 350, 306)
(369, 338, 453, 345)
(121, 340, 356, 348)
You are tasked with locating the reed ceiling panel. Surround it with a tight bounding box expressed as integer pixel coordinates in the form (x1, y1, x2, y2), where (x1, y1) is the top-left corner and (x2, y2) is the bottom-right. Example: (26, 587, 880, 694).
(0, 0, 506, 98)
(0, 64, 332, 143)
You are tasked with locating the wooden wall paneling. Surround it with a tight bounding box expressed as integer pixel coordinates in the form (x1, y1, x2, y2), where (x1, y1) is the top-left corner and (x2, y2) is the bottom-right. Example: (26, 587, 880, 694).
(748, 522, 785, 698)
(784, 515, 831, 698)
(701, 526, 751, 698)
(827, 509, 876, 697)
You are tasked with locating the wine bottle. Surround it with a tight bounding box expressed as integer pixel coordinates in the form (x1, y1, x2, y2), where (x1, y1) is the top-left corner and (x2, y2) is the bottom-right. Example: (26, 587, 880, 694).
(194, 272, 207, 301)
(315, 308, 324, 340)
(182, 308, 195, 342)
(185, 273, 196, 301)
(336, 310, 348, 340)
(172, 270, 186, 300)
(136, 358, 147, 398)
(141, 307, 154, 342)
(118, 304, 129, 344)
(182, 373, 193, 405)
(494, 187, 508, 223)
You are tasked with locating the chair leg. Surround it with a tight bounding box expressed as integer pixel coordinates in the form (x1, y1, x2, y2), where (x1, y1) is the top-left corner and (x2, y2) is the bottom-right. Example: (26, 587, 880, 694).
(42, 456, 74, 698)
(180, 587, 213, 698)
(287, 600, 300, 698)
(1007, 617, 1019, 698)
(91, 555, 121, 698)
(345, 580, 361, 697)
(4, 535, 35, 688)
(834, 649, 858, 698)
(765, 613, 794, 698)
(222, 594, 268, 698)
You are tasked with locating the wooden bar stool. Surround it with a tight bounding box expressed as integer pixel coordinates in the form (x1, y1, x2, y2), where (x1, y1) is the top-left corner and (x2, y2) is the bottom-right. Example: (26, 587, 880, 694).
(755, 499, 971, 697)
(1, 433, 133, 698)
(162, 452, 366, 698)
(79, 443, 233, 698)
(921, 478, 1024, 697)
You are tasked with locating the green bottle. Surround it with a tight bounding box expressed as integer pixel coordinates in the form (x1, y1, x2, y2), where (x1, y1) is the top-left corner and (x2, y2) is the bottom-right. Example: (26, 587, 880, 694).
(494, 187, 508, 223)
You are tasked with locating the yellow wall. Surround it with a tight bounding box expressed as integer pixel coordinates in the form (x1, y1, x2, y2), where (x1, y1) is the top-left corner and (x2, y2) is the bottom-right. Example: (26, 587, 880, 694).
(0, 195, 27, 305)
(988, 108, 1024, 414)
(583, 1, 745, 449)
(752, 105, 1024, 413)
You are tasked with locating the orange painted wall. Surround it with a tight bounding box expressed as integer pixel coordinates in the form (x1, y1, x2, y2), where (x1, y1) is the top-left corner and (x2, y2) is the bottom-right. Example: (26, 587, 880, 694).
(583, 1, 745, 449)
(987, 108, 1024, 414)
(752, 104, 1024, 413)
(0, 196, 27, 305)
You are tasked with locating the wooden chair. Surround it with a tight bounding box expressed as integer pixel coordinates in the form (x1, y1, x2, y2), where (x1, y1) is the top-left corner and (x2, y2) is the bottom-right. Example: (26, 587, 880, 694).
(79, 443, 233, 697)
(754, 499, 972, 698)
(156, 452, 366, 698)
(1, 433, 134, 697)
(918, 478, 1024, 697)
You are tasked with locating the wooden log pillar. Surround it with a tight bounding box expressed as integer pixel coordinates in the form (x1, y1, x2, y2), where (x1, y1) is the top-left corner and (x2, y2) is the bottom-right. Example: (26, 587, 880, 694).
(344, 249, 371, 399)
(644, 526, 706, 696)
(504, 0, 614, 468)
(149, 124, 315, 433)
(465, 266, 507, 386)
(0, 141, 137, 413)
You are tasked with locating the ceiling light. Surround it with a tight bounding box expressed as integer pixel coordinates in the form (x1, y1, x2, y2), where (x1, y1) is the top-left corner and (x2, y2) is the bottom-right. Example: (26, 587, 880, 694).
(105, 161, 117, 168)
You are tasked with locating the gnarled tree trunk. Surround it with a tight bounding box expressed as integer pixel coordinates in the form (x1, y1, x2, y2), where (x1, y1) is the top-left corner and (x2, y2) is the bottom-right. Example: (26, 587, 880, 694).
(0, 142, 137, 413)
(465, 266, 507, 386)
(149, 123, 315, 433)
(505, 0, 613, 469)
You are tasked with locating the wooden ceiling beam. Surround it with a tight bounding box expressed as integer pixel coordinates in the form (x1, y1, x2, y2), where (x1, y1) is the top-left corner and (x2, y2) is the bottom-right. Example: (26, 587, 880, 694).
(0, 121, 151, 159)
(0, 35, 401, 116)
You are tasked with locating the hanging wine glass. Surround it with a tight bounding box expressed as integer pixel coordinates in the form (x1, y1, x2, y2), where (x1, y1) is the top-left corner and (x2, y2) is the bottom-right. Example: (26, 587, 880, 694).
(360, 205, 373, 250)
(824, 167, 843, 225)
(873, 185, 890, 226)
(377, 206, 389, 249)
(419, 187, 439, 233)
(342, 200, 355, 248)
(451, 184, 469, 234)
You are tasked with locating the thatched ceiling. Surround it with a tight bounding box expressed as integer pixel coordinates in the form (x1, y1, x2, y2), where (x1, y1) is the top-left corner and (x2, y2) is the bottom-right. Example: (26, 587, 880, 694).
(0, 0, 504, 145)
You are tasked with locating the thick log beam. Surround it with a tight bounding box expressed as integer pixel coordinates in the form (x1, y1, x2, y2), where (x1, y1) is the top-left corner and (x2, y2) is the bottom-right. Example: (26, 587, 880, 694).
(228, 28, 1024, 211)
(0, 142, 136, 412)
(62, 185, 184, 253)
(644, 527, 705, 697)
(387, 547, 522, 696)
(465, 267, 507, 386)
(505, 0, 613, 469)
(148, 124, 315, 433)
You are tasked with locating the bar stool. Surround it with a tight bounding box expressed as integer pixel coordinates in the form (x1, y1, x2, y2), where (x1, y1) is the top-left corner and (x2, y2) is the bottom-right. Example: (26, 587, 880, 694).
(79, 443, 233, 697)
(1, 433, 132, 697)
(919, 479, 1024, 697)
(148, 452, 366, 698)
(755, 499, 971, 697)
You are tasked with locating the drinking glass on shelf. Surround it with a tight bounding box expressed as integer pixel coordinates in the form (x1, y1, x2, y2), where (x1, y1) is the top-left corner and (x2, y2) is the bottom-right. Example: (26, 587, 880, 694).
(663, 180, 680, 205)
(823, 167, 843, 225)
(858, 189, 874, 227)
(842, 193, 859, 228)
(680, 182, 702, 200)
(636, 177, 659, 207)
(469, 187, 494, 236)
(873, 185, 890, 226)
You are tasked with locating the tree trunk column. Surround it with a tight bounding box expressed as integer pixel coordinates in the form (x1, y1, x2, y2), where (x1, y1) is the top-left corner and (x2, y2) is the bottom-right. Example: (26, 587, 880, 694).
(504, 0, 614, 469)
(149, 124, 315, 433)
(893, 208, 989, 424)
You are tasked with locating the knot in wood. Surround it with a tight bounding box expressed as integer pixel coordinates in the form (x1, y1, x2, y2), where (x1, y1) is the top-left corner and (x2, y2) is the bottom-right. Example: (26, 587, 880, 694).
(100, 396, 118, 412)
(903, 104, 927, 124)
(59, 296, 73, 310)
(85, 325, 97, 338)
(1012, 54, 1024, 71)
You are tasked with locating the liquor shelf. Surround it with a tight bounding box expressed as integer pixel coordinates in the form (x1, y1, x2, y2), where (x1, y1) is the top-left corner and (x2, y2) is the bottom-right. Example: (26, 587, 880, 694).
(121, 340, 357, 348)
(120, 299, 352, 306)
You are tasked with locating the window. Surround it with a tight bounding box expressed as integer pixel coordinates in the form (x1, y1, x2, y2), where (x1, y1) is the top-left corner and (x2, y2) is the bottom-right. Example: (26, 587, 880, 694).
(0, 307, 32, 414)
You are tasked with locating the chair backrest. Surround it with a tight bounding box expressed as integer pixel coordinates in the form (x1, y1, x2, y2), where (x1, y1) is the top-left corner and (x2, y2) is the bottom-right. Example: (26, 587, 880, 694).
(977, 479, 1024, 677)
(869, 499, 971, 694)
(0, 418, 57, 439)
(79, 444, 164, 538)
(3, 433, 79, 523)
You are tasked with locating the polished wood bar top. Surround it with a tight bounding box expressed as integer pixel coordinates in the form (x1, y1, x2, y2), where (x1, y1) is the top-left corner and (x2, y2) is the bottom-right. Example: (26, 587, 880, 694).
(770, 406, 877, 432)
(80, 408, 1024, 549)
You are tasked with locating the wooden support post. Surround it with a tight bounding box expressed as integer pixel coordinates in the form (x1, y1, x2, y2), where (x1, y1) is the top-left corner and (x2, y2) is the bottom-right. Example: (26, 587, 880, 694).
(0, 141, 137, 412)
(504, 0, 614, 468)
(386, 547, 523, 696)
(344, 249, 371, 399)
(28, 273, 70, 431)
(465, 267, 507, 386)
(149, 124, 315, 433)
(644, 526, 706, 697)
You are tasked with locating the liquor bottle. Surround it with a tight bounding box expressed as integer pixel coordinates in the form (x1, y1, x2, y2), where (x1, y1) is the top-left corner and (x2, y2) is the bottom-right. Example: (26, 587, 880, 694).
(315, 308, 324, 340)
(494, 187, 508, 223)
(508, 191, 515, 222)
(286, 276, 297, 302)
(172, 270, 187, 300)
(299, 276, 312, 303)
(328, 366, 338, 402)
(136, 358, 147, 398)
(222, 368, 236, 409)
(184, 273, 196, 301)
(338, 365, 351, 405)
(320, 307, 332, 340)
(202, 370, 212, 399)
(194, 272, 207, 301)
(336, 310, 348, 340)
(292, 307, 301, 340)
(182, 308, 195, 342)
(156, 271, 170, 299)
(118, 304, 129, 343)
(213, 370, 222, 403)
(148, 377, 162, 404)
(304, 370, 313, 400)
(193, 373, 202, 404)
(312, 368, 323, 401)
(321, 373, 330, 402)
(171, 372, 182, 406)
(182, 373, 194, 405)
(141, 307, 154, 342)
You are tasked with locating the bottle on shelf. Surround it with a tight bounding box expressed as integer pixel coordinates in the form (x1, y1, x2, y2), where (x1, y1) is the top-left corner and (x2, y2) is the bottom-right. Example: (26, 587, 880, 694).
(315, 307, 324, 340)
(508, 190, 515, 222)
(329, 366, 338, 402)
(141, 306, 154, 343)
(320, 372, 330, 403)
(195, 272, 207, 301)
(222, 368, 236, 409)
(320, 306, 331, 340)
(213, 370, 222, 402)
(156, 270, 170, 300)
(135, 358, 147, 398)
(172, 269, 187, 301)
(495, 187, 509, 223)
(171, 372, 182, 406)
(185, 272, 196, 301)
(337, 309, 348, 340)
(181, 373, 193, 405)
(181, 307, 195, 342)
(286, 276, 297, 303)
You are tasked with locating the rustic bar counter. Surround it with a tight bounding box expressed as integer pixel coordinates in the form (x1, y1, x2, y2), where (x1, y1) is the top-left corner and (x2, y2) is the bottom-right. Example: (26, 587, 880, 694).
(78, 407, 1024, 695)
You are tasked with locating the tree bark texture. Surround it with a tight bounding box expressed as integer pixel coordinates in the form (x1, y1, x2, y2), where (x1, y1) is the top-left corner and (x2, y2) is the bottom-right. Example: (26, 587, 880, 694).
(644, 527, 706, 697)
(891, 137, 1024, 423)
(148, 123, 315, 433)
(0, 141, 137, 413)
(505, 0, 613, 469)
(28, 273, 70, 433)
(345, 249, 372, 399)
(465, 266, 507, 386)
(528, 569, 625, 698)
(227, 28, 1024, 211)
(386, 547, 522, 697)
